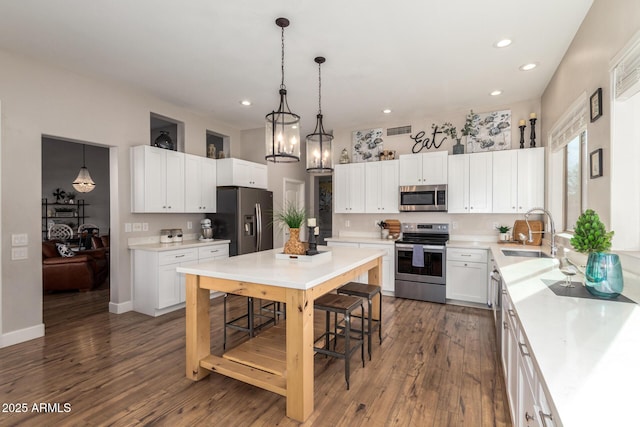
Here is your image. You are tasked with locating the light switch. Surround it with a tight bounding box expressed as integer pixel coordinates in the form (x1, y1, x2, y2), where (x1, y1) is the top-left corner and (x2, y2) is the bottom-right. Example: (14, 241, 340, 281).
(125, 223, 132, 232)
(142, 223, 149, 231)
(133, 223, 142, 232)
(11, 247, 28, 260)
(11, 233, 28, 246)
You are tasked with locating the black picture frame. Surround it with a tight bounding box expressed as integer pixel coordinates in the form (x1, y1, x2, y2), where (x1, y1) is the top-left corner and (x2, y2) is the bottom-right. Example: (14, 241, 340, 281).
(590, 148, 603, 178)
(590, 88, 603, 122)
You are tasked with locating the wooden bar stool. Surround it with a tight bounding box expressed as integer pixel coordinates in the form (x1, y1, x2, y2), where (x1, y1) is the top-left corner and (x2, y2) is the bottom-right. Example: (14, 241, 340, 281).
(314, 293, 365, 390)
(337, 282, 382, 360)
(223, 295, 277, 350)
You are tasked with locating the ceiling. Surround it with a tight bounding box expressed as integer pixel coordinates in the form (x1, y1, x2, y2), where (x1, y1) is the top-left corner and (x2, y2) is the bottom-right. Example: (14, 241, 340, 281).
(0, 1, 593, 135)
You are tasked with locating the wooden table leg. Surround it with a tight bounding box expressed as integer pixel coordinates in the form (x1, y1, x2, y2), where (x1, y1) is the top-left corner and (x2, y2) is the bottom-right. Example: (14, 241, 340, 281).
(368, 257, 383, 321)
(285, 288, 314, 422)
(185, 273, 211, 380)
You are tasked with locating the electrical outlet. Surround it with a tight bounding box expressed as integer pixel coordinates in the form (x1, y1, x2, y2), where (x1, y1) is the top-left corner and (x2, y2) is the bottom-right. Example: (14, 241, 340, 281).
(133, 223, 142, 232)
(345, 220, 351, 228)
(187, 221, 193, 230)
(125, 223, 132, 233)
(11, 233, 28, 246)
(142, 222, 149, 231)
(452, 221, 458, 230)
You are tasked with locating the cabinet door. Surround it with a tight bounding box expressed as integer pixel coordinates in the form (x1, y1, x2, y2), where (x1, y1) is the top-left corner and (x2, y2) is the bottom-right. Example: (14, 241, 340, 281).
(379, 160, 399, 213)
(399, 154, 422, 186)
(334, 164, 365, 213)
(447, 154, 469, 213)
(492, 150, 518, 213)
(360, 243, 394, 293)
(158, 262, 182, 308)
(164, 150, 185, 212)
(421, 151, 448, 185)
(334, 164, 350, 213)
(468, 152, 492, 213)
(142, 146, 166, 212)
(446, 260, 488, 303)
(200, 157, 217, 211)
(184, 154, 202, 212)
(365, 162, 382, 212)
(250, 162, 268, 189)
(517, 147, 544, 213)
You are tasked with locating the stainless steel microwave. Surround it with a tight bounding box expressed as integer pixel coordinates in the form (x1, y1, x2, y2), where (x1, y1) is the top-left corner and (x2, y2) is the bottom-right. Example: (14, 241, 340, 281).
(399, 185, 447, 212)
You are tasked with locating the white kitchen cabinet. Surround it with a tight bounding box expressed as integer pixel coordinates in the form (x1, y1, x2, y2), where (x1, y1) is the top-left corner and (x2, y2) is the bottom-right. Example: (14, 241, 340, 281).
(447, 152, 492, 213)
(132, 242, 229, 316)
(216, 157, 267, 189)
(446, 248, 488, 304)
(131, 145, 185, 213)
(365, 160, 399, 213)
(493, 148, 544, 213)
(399, 151, 448, 186)
(185, 153, 217, 213)
(334, 163, 365, 213)
(326, 240, 395, 295)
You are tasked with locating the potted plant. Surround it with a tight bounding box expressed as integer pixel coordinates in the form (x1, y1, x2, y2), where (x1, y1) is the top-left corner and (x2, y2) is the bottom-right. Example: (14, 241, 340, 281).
(570, 209, 622, 298)
(273, 202, 306, 255)
(495, 225, 511, 241)
(461, 110, 480, 153)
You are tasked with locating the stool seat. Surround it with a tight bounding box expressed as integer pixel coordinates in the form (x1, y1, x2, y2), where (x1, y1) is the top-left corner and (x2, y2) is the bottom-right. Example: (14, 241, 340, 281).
(337, 282, 383, 360)
(314, 293, 364, 390)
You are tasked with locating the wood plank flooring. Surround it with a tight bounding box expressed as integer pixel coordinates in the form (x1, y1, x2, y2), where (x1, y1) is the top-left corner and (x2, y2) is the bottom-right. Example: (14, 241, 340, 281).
(0, 290, 511, 426)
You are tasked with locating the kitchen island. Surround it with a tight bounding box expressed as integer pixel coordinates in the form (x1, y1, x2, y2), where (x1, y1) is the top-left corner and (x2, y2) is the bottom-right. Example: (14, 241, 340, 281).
(177, 245, 384, 422)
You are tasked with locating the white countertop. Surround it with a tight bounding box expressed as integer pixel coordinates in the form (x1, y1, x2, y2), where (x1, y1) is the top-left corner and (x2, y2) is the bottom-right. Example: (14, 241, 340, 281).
(490, 242, 640, 426)
(176, 245, 385, 290)
(128, 239, 230, 252)
(324, 236, 397, 245)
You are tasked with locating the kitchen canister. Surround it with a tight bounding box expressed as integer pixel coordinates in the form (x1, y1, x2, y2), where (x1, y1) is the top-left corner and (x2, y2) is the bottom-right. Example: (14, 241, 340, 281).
(171, 228, 183, 243)
(160, 229, 173, 243)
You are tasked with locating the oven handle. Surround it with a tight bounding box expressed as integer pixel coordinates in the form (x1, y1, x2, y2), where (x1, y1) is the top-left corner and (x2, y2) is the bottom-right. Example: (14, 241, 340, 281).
(395, 243, 446, 251)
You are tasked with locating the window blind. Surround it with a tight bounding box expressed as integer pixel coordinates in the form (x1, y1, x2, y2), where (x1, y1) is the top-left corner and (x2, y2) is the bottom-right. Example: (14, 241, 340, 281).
(549, 92, 588, 152)
(614, 36, 640, 100)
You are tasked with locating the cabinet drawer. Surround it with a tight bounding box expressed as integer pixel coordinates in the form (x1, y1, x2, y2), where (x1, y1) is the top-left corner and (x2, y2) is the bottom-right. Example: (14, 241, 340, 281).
(158, 249, 197, 265)
(447, 248, 488, 262)
(198, 245, 229, 259)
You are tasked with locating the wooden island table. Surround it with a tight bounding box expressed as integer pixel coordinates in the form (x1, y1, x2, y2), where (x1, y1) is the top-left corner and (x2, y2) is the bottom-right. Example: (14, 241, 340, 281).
(177, 245, 384, 422)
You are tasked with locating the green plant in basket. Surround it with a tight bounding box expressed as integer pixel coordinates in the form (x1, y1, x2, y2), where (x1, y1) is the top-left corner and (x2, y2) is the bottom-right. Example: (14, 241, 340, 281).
(570, 209, 613, 253)
(273, 202, 306, 229)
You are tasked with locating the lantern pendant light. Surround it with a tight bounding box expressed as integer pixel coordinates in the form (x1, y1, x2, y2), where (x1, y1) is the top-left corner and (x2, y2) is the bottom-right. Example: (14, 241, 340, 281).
(72, 144, 96, 193)
(265, 17, 300, 163)
(306, 56, 333, 173)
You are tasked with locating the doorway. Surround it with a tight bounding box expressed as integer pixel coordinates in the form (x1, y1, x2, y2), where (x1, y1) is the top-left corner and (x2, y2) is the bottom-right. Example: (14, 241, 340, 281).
(314, 175, 333, 245)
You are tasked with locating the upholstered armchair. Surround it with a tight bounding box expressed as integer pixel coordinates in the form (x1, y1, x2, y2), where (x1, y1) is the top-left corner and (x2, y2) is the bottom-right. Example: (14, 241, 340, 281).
(42, 241, 108, 291)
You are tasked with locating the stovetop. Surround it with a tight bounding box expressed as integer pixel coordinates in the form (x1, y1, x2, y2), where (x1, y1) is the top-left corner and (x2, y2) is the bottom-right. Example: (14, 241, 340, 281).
(396, 223, 449, 245)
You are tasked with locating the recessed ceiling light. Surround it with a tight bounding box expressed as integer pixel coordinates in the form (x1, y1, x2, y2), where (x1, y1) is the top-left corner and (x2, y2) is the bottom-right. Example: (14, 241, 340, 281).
(520, 63, 538, 71)
(494, 39, 512, 48)
(382, 109, 392, 114)
(240, 100, 252, 106)
(490, 90, 502, 96)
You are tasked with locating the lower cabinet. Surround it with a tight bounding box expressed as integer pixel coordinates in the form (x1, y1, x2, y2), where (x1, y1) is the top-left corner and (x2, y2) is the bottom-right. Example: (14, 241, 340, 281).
(133, 243, 229, 316)
(501, 289, 556, 427)
(446, 248, 489, 305)
(326, 241, 395, 295)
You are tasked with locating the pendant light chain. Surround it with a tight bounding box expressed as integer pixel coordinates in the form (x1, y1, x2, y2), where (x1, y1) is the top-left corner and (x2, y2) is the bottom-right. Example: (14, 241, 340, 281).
(280, 25, 285, 89)
(317, 60, 322, 114)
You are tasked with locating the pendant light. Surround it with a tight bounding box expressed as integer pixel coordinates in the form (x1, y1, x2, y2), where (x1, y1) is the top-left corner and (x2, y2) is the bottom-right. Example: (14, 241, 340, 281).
(72, 144, 96, 193)
(265, 17, 300, 163)
(306, 56, 333, 173)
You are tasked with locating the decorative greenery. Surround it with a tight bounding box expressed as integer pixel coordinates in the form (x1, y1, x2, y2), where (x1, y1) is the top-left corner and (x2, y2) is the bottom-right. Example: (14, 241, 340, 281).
(570, 209, 614, 253)
(377, 221, 387, 230)
(66, 191, 77, 201)
(461, 110, 480, 137)
(439, 122, 459, 141)
(496, 225, 511, 233)
(273, 202, 306, 229)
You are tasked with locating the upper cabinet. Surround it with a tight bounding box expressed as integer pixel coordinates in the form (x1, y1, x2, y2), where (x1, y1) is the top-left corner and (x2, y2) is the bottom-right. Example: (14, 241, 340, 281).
(131, 145, 185, 213)
(365, 160, 400, 213)
(492, 147, 544, 213)
(216, 158, 268, 189)
(399, 151, 448, 186)
(184, 153, 217, 213)
(447, 152, 493, 213)
(334, 163, 366, 213)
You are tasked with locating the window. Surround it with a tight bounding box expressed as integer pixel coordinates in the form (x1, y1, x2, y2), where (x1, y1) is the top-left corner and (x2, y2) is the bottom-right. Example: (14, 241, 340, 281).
(564, 133, 584, 230)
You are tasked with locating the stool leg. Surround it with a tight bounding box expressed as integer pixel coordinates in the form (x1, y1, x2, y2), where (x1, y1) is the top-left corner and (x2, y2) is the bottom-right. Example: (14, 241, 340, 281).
(367, 297, 373, 360)
(223, 294, 228, 350)
(378, 293, 383, 344)
(345, 311, 350, 390)
(324, 310, 330, 357)
(248, 297, 255, 337)
(360, 303, 365, 368)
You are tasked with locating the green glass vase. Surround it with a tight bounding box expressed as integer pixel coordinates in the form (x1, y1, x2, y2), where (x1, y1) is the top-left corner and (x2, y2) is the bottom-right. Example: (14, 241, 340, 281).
(585, 252, 624, 298)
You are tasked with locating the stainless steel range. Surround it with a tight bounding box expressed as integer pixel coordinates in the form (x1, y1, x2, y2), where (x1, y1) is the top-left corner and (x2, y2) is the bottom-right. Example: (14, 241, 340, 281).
(395, 223, 449, 303)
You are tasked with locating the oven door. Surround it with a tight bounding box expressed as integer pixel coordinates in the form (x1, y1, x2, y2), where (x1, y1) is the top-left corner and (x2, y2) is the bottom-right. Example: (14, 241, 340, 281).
(395, 243, 446, 284)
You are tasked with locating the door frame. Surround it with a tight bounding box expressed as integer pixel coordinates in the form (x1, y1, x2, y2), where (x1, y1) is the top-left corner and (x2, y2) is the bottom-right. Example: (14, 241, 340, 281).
(282, 178, 305, 246)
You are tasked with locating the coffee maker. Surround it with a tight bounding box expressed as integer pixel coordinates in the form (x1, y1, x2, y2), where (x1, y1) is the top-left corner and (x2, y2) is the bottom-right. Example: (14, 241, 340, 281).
(200, 219, 213, 241)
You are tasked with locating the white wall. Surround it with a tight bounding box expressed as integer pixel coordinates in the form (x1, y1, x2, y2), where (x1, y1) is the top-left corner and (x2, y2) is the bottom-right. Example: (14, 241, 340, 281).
(0, 48, 241, 343)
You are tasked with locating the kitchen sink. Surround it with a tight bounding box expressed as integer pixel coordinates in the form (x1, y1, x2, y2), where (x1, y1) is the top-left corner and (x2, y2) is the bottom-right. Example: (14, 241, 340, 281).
(501, 249, 551, 258)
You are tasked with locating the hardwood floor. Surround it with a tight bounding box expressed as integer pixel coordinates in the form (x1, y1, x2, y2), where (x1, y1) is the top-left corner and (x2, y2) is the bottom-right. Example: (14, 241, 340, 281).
(0, 290, 511, 426)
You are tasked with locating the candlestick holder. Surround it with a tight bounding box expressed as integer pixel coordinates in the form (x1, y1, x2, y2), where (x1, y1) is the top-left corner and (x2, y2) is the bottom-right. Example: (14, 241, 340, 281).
(306, 226, 319, 255)
(519, 125, 526, 149)
(529, 118, 537, 147)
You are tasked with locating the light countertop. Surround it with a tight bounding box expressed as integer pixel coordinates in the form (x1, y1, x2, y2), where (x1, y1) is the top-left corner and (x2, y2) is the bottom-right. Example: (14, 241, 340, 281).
(489, 242, 640, 426)
(176, 245, 385, 290)
(128, 239, 230, 252)
(324, 236, 397, 245)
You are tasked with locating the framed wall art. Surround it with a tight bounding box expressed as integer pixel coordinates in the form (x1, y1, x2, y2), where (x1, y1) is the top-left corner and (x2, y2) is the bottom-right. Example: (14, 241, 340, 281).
(352, 128, 383, 162)
(590, 148, 603, 178)
(590, 88, 603, 122)
(467, 109, 511, 152)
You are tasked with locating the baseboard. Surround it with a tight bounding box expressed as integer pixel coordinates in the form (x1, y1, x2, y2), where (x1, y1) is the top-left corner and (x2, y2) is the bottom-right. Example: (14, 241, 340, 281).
(0, 323, 45, 348)
(109, 300, 133, 314)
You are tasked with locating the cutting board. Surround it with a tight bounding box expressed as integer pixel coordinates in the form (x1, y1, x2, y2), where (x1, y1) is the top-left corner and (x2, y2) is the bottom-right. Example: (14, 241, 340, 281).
(384, 219, 401, 237)
(512, 220, 543, 246)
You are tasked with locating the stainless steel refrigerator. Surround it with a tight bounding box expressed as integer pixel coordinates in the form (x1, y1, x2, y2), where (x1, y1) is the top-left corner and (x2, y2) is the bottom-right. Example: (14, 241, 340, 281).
(207, 186, 273, 256)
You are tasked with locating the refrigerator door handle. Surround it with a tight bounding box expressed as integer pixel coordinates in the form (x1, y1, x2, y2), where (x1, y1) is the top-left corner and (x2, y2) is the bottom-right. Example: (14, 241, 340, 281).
(256, 203, 262, 252)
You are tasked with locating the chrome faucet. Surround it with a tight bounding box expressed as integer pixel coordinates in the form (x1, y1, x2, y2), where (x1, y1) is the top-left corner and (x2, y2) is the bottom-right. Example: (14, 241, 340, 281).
(524, 207, 557, 258)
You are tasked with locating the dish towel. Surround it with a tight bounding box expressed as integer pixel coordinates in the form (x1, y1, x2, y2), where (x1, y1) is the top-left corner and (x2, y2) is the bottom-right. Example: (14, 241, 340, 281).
(412, 245, 424, 268)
